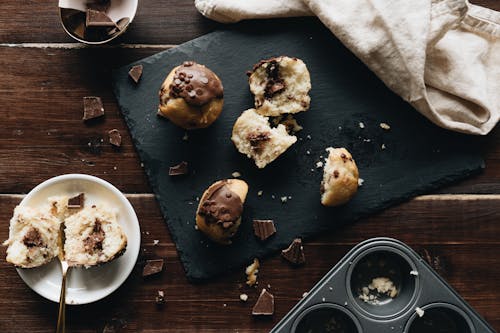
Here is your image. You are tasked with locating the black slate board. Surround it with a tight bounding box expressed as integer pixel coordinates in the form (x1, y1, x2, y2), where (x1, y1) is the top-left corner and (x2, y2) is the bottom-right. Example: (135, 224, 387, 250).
(112, 18, 484, 281)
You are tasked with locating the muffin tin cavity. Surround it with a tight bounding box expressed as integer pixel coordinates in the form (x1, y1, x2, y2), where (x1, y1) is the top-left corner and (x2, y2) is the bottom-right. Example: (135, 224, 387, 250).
(292, 304, 361, 333)
(405, 303, 474, 333)
(270, 238, 495, 333)
(348, 248, 418, 318)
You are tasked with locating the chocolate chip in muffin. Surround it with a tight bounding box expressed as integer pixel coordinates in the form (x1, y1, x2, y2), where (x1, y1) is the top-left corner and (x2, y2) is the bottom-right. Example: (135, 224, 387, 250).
(23, 228, 44, 248)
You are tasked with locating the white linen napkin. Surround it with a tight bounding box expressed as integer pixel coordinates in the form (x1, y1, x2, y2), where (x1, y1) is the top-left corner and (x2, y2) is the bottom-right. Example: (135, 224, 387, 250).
(195, 0, 499, 135)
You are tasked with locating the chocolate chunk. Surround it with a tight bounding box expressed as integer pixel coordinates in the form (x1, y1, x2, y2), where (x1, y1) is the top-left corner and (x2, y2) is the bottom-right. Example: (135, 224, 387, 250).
(83, 96, 105, 121)
(168, 161, 189, 176)
(83, 220, 105, 253)
(253, 220, 276, 241)
(87, 0, 111, 12)
(108, 129, 122, 147)
(155, 290, 166, 305)
(23, 228, 43, 248)
(68, 193, 85, 209)
(86, 9, 115, 27)
(107, 17, 130, 36)
(281, 238, 306, 265)
(252, 289, 274, 316)
(128, 65, 143, 83)
(143, 259, 164, 277)
(247, 132, 270, 153)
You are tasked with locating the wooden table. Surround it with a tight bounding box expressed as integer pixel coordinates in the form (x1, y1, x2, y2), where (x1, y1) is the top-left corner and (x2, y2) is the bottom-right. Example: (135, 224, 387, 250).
(0, 1, 499, 332)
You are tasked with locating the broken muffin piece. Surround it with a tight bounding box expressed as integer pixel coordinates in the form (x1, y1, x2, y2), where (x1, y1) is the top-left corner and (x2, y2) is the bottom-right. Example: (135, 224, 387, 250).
(63, 204, 127, 267)
(248, 56, 311, 116)
(3, 206, 61, 268)
(196, 179, 248, 245)
(320, 147, 359, 207)
(232, 109, 297, 168)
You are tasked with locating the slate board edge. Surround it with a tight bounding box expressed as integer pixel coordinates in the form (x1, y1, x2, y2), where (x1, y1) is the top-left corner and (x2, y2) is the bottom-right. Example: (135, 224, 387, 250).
(111, 24, 486, 282)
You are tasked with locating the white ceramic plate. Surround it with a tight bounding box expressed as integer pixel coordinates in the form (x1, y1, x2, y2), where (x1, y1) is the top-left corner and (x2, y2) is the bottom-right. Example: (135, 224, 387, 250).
(15, 174, 141, 305)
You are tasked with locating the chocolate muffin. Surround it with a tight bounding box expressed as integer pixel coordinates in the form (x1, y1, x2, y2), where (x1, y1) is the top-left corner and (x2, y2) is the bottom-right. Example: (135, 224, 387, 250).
(158, 61, 224, 129)
(196, 179, 248, 245)
(248, 56, 311, 117)
(3, 206, 61, 268)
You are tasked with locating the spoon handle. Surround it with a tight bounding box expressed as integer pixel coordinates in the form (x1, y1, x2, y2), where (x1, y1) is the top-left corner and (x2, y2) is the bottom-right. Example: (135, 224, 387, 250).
(56, 261, 69, 333)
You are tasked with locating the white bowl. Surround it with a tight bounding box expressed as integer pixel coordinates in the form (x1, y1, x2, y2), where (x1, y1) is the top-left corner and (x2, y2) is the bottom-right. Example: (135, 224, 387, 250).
(15, 174, 141, 305)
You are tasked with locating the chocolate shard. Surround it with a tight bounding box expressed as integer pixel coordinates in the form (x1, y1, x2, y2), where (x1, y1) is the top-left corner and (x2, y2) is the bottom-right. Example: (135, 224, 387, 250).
(142, 259, 164, 277)
(83, 96, 105, 121)
(128, 65, 143, 83)
(86, 9, 115, 27)
(107, 17, 130, 36)
(169, 161, 189, 176)
(252, 289, 274, 316)
(281, 238, 305, 265)
(87, 0, 111, 12)
(108, 129, 122, 147)
(253, 219, 276, 241)
(68, 193, 85, 209)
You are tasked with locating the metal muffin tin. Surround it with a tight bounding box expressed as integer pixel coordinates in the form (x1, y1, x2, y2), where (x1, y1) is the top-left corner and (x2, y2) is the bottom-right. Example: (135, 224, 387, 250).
(271, 237, 496, 333)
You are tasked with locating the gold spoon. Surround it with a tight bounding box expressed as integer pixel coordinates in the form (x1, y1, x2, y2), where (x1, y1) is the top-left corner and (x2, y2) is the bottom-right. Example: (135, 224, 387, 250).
(56, 223, 70, 333)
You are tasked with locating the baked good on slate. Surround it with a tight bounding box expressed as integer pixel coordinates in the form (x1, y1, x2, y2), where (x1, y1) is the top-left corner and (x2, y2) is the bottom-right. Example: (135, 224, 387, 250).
(248, 56, 311, 116)
(3, 206, 60, 268)
(231, 109, 297, 168)
(158, 61, 224, 129)
(320, 147, 359, 207)
(63, 204, 127, 267)
(196, 179, 248, 245)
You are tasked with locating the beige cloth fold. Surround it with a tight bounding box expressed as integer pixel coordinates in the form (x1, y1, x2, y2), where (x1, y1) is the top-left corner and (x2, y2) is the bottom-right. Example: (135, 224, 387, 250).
(195, 0, 499, 135)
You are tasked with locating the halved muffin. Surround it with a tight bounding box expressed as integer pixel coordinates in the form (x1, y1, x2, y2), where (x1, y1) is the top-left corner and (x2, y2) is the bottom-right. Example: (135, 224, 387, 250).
(3, 206, 60, 268)
(63, 205, 127, 267)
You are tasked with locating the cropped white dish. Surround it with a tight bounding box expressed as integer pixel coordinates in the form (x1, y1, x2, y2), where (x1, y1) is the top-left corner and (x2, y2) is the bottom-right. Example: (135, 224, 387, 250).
(15, 174, 141, 305)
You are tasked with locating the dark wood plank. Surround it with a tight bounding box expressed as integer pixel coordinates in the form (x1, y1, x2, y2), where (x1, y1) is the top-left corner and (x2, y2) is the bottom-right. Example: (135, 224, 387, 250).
(0, 0, 218, 44)
(0, 1, 497, 44)
(0, 195, 498, 332)
(0, 46, 498, 194)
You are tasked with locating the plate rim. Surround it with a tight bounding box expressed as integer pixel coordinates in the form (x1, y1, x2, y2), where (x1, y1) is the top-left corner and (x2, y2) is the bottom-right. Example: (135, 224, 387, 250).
(14, 173, 141, 305)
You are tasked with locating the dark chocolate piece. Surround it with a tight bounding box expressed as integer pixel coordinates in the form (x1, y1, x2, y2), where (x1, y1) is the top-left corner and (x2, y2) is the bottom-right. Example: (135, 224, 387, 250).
(86, 0, 111, 12)
(143, 259, 164, 277)
(68, 193, 85, 209)
(247, 132, 270, 153)
(252, 289, 274, 316)
(83, 220, 105, 253)
(108, 129, 122, 147)
(83, 96, 105, 121)
(23, 228, 43, 248)
(169, 61, 223, 107)
(128, 65, 143, 83)
(168, 161, 189, 176)
(281, 238, 305, 265)
(253, 219, 276, 241)
(86, 9, 115, 27)
(155, 290, 166, 305)
(198, 181, 242, 229)
(107, 17, 130, 36)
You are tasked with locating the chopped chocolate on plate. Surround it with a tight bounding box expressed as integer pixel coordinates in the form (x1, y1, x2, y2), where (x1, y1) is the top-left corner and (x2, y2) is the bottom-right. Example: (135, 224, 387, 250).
(169, 161, 189, 176)
(68, 193, 85, 209)
(128, 65, 143, 83)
